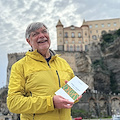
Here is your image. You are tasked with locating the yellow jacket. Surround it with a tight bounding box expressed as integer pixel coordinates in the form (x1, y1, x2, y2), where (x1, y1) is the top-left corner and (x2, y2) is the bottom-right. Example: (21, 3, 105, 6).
(7, 49, 74, 120)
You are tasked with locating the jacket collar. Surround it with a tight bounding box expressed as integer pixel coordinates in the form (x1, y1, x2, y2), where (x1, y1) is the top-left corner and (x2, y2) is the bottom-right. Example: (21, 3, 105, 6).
(26, 49, 58, 62)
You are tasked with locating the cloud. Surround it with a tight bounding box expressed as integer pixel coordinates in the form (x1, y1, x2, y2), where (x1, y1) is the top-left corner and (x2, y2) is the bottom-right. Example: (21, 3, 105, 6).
(0, 0, 120, 88)
(72, 0, 120, 20)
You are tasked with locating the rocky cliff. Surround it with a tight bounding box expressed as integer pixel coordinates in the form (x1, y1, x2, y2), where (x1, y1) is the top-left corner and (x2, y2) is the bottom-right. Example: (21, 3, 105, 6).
(88, 29, 120, 94)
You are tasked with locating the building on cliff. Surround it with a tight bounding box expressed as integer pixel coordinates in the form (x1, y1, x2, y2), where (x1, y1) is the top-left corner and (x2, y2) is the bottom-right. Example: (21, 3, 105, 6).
(56, 18, 120, 51)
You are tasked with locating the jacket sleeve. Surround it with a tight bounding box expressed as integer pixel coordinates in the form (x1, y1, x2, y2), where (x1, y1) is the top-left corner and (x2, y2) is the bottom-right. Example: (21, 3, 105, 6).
(7, 62, 54, 114)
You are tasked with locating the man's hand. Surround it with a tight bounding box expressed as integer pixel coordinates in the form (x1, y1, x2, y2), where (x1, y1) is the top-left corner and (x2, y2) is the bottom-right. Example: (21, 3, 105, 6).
(53, 95, 74, 109)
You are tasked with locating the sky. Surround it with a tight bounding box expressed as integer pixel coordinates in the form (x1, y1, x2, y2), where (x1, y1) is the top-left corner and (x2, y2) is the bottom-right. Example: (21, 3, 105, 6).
(0, 0, 120, 88)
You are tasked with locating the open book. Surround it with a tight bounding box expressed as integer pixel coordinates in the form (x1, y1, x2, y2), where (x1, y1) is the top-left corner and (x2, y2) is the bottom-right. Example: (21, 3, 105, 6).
(55, 76, 89, 102)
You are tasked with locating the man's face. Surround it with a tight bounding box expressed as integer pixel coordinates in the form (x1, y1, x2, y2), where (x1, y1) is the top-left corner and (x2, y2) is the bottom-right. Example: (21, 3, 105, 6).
(26, 26, 51, 52)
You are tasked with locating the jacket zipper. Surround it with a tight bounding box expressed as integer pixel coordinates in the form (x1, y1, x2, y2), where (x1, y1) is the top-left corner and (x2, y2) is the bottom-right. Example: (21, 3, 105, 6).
(47, 61, 61, 87)
(33, 114, 35, 120)
(56, 70, 61, 87)
(56, 70, 61, 119)
(30, 91, 35, 120)
(47, 59, 61, 87)
(47, 61, 51, 68)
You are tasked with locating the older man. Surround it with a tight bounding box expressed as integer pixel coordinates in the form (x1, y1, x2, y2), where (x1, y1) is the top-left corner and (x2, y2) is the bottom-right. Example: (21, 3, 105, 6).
(7, 22, 81, 120)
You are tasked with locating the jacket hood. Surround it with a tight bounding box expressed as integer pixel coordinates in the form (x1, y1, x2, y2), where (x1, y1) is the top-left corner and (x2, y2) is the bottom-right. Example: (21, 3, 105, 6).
(26, 49, 58, 62)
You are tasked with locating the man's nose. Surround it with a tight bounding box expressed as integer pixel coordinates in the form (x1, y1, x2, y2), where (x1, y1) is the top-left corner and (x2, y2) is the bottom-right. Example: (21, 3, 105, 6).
(38, 32, 45, 38)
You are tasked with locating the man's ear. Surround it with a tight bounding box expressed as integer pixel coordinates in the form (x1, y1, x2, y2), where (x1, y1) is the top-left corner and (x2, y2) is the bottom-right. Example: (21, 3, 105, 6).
(26, 39, 31, 46)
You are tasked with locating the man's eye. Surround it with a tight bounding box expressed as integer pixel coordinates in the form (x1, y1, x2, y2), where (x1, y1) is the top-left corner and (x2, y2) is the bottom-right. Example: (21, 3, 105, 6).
(43, 30, 47, 33)
(32, 33, 36, 37)
(32, 33, 38, 37)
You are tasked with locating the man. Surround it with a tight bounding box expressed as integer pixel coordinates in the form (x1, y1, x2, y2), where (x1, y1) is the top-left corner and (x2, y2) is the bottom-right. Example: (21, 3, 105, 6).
(7, 22, 81, 120)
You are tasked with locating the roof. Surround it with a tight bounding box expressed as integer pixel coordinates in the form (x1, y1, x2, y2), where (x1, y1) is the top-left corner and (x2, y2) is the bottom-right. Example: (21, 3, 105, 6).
(56, 19, 63, 27)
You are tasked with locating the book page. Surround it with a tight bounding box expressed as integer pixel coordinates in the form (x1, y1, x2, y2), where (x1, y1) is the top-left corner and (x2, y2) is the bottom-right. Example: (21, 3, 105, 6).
(55, 76, 89, 102)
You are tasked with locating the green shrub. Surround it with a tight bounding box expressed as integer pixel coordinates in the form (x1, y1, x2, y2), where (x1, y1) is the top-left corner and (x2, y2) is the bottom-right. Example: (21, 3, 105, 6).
(92, 58, 108, 73)
(114, 28, 120, 36)
(71, 108, 90, 118)
(110, 72, 119, 94)
(102, 33, 114, 43)
(100, 29, 120, 51)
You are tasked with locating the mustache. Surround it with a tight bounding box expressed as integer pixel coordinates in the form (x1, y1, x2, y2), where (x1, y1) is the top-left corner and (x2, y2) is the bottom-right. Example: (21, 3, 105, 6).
(37, 38, 48, 43)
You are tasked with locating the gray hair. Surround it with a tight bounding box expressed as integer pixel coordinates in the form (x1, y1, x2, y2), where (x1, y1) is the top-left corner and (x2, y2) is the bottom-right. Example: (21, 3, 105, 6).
(25, 22, 48, 39)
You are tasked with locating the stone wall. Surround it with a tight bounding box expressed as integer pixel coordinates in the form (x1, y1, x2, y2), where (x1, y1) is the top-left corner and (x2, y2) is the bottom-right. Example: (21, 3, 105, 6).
(7, 52, 25, 86)
(73, 90, 120, 118)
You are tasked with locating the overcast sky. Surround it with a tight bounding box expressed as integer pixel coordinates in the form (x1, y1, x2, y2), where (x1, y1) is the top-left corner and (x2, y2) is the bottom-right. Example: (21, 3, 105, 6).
(0, 0, 120, 88)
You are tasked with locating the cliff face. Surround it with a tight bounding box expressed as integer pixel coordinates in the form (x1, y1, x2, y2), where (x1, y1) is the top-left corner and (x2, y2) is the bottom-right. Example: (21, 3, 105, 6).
(75, 52, 94, 90)
(88, 32, 120, 94)
(103, 37, 120, 92)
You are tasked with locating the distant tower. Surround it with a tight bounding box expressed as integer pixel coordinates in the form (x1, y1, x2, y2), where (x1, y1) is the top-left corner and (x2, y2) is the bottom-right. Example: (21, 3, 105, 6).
(56, 20, 64, 50)
(81, 24, 90, 51)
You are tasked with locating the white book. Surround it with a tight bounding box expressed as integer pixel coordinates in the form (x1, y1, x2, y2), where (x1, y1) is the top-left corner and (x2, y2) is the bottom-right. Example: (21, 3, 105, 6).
(55, 76, 89, 102)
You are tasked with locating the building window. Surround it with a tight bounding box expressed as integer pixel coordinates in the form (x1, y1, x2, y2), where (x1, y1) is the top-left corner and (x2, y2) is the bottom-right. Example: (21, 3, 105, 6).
(101, 24, 104, 27)
(79, 41, 81, 44)
(85, 32, 87, 36)
(80, 45, 83, 51)
(78, 32, 81, 37)
(71, 32, 75, 38)
(59, 32, 62, 36)
(70, 46, 73, 51)
(92, 35, 97, 40)
(71, 25, 75, 30)
(89, 25, 92, 28)
(95, 24, 98, 28)
(114, 22, 117, 26)
(5, 118, 9, 120)
(67, 45, 69, 51)
(90, 31, 92, 34)
(96, 30, 98, 33)
(85, 45, 88, 51)
(108, 23, 110, 27)
(76, 46, 79, 51)
(65, 32, 68, 38)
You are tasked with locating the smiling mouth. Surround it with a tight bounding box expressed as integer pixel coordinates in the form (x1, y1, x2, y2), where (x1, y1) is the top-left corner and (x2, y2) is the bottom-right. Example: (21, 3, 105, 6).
(37, 40, 47, 43)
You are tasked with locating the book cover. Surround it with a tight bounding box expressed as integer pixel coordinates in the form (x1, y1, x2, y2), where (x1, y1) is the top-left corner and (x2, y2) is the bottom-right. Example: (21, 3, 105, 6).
(55, 76, 89, 102)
